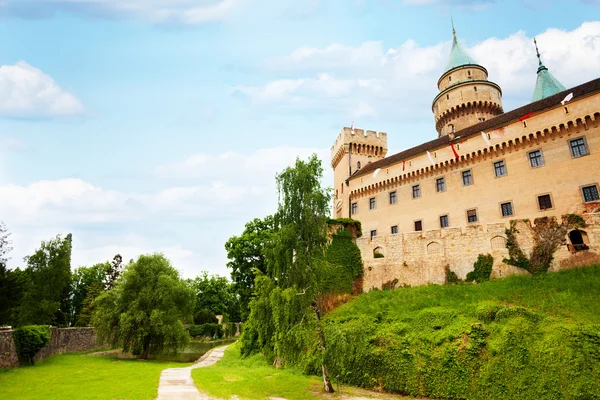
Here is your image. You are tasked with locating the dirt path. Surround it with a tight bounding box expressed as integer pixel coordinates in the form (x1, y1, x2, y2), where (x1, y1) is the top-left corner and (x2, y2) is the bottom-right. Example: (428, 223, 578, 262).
(156, 345, 229, 400)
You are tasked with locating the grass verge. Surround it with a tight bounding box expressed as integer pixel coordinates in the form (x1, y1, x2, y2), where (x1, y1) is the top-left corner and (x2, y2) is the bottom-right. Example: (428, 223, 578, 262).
(0, 353, 190, 400)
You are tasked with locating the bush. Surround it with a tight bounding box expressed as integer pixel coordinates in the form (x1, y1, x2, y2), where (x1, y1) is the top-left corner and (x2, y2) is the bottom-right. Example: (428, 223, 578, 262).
(466, 254, 493, 283)
(194, 309, 218, 325)
(324, 228, 364, 294)
(189, 323, 224, 339)
(13, 325, 51, 365)
(444, 265, 461, 285)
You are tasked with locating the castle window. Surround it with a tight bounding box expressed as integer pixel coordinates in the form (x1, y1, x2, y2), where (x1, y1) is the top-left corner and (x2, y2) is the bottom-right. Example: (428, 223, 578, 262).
(446, 94, 449, 100)
(537, 194, 553, 210)
(412, 184, 421, 199)
(357, 161, 361, 169)
(335, 189, 338, 198)
(494, 160, 507, 177)
(467, 70, 471, 76)
(582, 185, 600, 202)
(436, 177, 446, 193)
(474, 86, 477, 92)
(351, 202, 358, 215)
(449, 76, 451, 82)
(389, 191, 397, 204)
(370, 230, 377, 239)
(500, 202, 514, 217)
(440, 215, 449, 228)
(528, 150, 544, 168)
(369, 197, 376, 210)
(391, 225, 398, 234)
(467, 209, 478, 223)
(569, 137, 588, 158)
(414, 220, 423, 231)
(462, 169, 473, 186)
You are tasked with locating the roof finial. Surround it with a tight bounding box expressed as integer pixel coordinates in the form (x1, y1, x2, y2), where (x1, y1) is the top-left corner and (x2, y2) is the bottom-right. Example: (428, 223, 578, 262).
(451, 16, 456, 40)
(533, 37, 542, 67)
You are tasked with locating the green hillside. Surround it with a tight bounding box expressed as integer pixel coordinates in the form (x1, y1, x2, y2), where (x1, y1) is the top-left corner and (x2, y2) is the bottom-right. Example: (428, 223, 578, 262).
(318, 265, 600, 400)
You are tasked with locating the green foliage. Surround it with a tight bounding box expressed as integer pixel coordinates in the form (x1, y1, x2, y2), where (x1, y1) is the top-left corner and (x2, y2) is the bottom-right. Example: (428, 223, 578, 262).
(466, 254, 494, 283)
(278, 264, 600, 400)
(373, 251, 384, 258)
(0, 266, 27, 327)
(194, 309, 218, 325)
(188, 323, 224, 339)
(13, 325, 51, 365)
(564, 213, 586, 229)
(71, 263, 108, 326)
(327, 217, 362, 238)
(323, 228, 363, 294)
(188, 271, 240, 323)
(225, 216, 274, 321)
(92, 253, 195, 359)
(18, 234, 73, 327)
(76, 282, 104, 327)
(444, 265, 461, 285)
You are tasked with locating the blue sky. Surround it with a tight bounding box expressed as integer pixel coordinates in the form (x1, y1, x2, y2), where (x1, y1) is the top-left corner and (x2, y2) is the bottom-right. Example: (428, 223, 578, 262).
(1, 0, 599, 278)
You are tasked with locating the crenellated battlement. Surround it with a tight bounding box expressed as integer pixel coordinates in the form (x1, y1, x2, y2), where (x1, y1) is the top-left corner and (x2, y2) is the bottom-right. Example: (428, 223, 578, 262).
(331, 127, 388, 168)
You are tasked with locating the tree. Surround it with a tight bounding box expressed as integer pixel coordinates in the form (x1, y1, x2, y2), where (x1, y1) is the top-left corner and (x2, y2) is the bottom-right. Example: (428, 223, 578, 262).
(0, 222, 25, 326)
(225, 216, 274, 321)
(104, 254, 123, 290)
(0, 221, 12, 266)
(70, 262, 109, 325)
(18, 234, 73, 326)
(92, 253, 195, 359)
(189, 272, 240, 323)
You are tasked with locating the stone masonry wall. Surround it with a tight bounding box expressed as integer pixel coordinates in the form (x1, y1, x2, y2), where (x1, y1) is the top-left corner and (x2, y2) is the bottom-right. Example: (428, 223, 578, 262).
(0, 327, 103, 368)
(360, 213, 600, 291)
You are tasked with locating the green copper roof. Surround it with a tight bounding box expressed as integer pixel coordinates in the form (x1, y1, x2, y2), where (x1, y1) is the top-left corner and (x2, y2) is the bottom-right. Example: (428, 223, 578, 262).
(531, 39, 566, 102)
(444, 33, 479, 74)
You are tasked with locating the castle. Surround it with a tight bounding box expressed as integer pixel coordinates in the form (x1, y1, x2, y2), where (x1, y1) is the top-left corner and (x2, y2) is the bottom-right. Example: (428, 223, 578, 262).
(331, 27, 600, 290)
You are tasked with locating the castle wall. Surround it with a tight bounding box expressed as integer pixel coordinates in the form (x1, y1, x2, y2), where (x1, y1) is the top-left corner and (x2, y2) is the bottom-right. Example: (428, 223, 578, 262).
(359, 214, 600, 290)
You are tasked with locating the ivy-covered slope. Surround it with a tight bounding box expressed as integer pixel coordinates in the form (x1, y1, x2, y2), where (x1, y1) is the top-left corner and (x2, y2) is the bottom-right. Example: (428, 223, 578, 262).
(309, 265, 600, 400)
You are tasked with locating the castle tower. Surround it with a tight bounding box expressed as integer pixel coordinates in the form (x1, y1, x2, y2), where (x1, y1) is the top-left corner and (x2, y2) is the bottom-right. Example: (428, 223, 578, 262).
(331, 126, 387, 218)
(432, 23, 504, 137)
(532, 38, 566, 102)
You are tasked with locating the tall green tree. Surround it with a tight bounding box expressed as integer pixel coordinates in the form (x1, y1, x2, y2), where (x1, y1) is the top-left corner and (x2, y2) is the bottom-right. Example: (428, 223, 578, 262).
(189, 272, 240, 323)
(0, 223, 29, 327)
(18, 234, 73, 326)
(70, 262, 109, 325)
(225, 216, 274, 321)
(92, 253, 195, 359)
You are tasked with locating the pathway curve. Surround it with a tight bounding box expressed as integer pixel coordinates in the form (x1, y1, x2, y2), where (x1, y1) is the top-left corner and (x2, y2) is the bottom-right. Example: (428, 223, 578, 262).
(156, 345, 229, 400)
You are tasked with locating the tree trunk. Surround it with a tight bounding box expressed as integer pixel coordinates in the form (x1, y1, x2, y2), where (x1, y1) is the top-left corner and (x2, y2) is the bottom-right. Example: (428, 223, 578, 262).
(311, 300, 335, 393)
(141, 340, 150, 360)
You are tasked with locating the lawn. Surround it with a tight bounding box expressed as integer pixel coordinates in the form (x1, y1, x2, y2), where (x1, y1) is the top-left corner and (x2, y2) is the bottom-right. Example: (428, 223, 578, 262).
(0, 352, 190, 400)
(192, 342, 407, 400)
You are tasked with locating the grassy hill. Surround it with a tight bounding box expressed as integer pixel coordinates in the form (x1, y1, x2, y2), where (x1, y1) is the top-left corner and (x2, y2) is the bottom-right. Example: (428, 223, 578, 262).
(318, 265, 600, 400)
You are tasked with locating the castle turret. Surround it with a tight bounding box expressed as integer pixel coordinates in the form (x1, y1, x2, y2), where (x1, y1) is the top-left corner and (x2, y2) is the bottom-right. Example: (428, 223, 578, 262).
(532, 38, 566, 102)
(432, 23, 504, 137)
(331, 127, 387, 218)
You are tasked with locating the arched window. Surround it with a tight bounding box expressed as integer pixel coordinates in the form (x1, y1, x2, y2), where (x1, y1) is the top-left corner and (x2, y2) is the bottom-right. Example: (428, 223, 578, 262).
(357, 161, 361, 169)
(427, 242, 442, 255)
(569, 230, 590, 252)
(491, 236, 507, 250)
(373, 246, 384, 258)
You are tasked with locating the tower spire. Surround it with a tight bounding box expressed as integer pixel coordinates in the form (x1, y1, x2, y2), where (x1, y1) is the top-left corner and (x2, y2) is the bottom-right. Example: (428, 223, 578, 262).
(533, 37, 542, 67)
(531, 37, 566, 102)
(451, 16, 456, 40)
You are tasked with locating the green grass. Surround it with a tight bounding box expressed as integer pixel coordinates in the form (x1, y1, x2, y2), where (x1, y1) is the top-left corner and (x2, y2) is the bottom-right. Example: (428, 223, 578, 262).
(316, 265, 600, 400)
(0, 353, 191, 400)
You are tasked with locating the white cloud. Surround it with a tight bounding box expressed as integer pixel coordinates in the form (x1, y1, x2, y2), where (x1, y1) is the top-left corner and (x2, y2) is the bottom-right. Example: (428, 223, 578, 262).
(3, 146, 332, 278)
(238, 22, 600, 119)
(0, 62, 84, 118)
(2, 0, 239, 24)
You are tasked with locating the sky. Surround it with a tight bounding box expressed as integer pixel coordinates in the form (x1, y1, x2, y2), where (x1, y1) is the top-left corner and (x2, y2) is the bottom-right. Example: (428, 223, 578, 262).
(1, 0, 599, 279)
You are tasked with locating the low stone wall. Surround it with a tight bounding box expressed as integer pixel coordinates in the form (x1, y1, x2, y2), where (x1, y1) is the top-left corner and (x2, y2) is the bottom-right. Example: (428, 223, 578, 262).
(0, 327, 104, 368)
(359, 213, 600, 290)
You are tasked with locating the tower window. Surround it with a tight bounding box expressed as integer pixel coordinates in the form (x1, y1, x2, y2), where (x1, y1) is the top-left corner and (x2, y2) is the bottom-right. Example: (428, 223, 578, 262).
(538, 194, 553, 210)
(436, 177, 446, 193)
(369, 197, 376, 210)
(370, 230, 377, 239)
(528, 150, 544, 168)
(446, 94, 449, 100)
(391, 225, 398, 234)
(501, 202, 514, 217)
(467, 70, 471, 76)
(582, 185, 599, 202)
(474, 86, 477, 92)
(448, 76, 451, 82)
(412, 184, 421, 199)
(357, 161, 361, 169)
(467, 209, 478, 223)
(389, 191, 397, 204)
(569, 137, 588, 158)
(414, 220, 423, 231)
(494, 160, 507, 177)
(462, 169, 473, 186)
(351, 202, 358, 215)
(440, 215, 449, 228)
(478, 117, 486, 122)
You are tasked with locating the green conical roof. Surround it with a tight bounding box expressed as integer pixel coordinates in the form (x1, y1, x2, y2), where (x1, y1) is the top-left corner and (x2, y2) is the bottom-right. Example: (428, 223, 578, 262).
(531, 39, 566, 102)
(444, 32, 479, 74)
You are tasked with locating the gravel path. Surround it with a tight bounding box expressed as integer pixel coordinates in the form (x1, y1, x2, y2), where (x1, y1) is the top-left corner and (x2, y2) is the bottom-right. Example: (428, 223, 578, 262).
(156, 345, 229, 400)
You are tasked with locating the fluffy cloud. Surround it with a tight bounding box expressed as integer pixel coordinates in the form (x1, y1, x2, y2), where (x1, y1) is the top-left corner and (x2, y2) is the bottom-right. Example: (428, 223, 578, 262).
(0, 62, 84, 118)
(1, 0, 238, 24)
(3, 146, 331, 278)
(238, 22, 600, 119)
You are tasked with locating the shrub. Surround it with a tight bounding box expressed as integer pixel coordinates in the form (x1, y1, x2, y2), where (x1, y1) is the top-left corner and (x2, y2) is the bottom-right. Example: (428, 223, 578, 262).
(466, 254, 493, 283)
(374, 252, 384, 258)
(324, 228, 364, 294)
(189, 323, 224, 339)
(444, 265, 461, 285)
(194, 309, 218, 325)
(13, 325, 51, 365)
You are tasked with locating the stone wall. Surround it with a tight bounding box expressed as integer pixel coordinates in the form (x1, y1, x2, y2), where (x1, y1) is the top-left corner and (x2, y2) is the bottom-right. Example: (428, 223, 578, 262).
(0, 327, 103, 368)
(360, 213, 600, 291)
